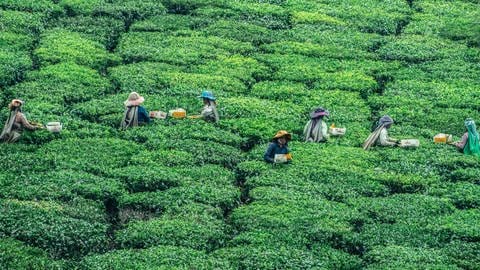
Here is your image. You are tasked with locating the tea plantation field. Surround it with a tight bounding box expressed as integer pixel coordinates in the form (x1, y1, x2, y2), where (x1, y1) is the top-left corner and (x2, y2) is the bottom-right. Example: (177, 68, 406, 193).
(1, 0, 479, 269)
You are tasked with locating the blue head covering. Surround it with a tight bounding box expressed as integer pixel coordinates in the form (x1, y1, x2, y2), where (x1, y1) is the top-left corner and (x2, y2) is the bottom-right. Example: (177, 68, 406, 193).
(198, 90, 216, 101)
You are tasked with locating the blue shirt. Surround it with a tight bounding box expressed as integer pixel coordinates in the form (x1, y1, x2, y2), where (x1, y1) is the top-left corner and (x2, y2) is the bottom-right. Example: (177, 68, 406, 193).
(264, 142, 290, 163)
(138, 106, 150, 124)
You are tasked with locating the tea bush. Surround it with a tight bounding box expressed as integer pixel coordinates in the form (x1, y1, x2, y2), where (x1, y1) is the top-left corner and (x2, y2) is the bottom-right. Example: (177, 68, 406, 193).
(130, 14, 212, 32)
(161, 0, 228, 14)
(109, 62, 247, 94)
(439, 209, 480, 241)
(201, 20, 276, 45)
(0, 0, 63, 16)
(81, 245, 231, 269)
(364, 245, 459, 269)
(54, 15, 124, 50)
(116, 211, 227, 251)
(212, 245, 324, 269)
(261, 41, 375, 60)
(59, 0, 167, 22)
(0, 170, 126, 202)
(428, 182, 480, 209)
(192, 55, 270, 85)
(407, 1, 480, 47)
(0, 199, 108, 258)
(0, 238, 64, 269)
(116, 32, 254, 65)
(285, 26, 387, 51)
(0, 49, 32, 87)
(442, 240, 480, 270)
(35, 29, 120, 70)
(378, 35, 479, 63)
(0, 10, 45, 35)
(1, 0, 480, 267)
(285, 0, 411, 35)
(9, 62, 112, 105)
(195, 2, 290, 30)
(0, 32, 35, 52)
(36, 138, 145, 174)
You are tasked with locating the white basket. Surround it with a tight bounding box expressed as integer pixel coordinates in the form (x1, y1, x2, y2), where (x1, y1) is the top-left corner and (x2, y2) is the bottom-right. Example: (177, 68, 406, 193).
(46, 122, 62, 133)
(329, 127, 346, 136)
(274, 154, 288, 163)
(399, 139, 419, 148)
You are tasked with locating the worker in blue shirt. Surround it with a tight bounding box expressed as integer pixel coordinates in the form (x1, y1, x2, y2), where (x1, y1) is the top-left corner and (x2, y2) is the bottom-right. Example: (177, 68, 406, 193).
(264, 130, 292, 164)
(121, 92, 150, 129)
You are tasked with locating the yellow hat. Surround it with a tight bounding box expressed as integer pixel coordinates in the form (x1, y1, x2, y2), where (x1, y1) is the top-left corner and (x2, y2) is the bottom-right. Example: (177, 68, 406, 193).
(273, 130, 292, 141)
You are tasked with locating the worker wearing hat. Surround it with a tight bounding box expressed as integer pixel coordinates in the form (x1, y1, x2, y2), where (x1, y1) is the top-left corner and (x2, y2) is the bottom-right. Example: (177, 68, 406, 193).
(264, 130, 292, 164)
(363, 115, 399, 150)
(304, 107, 329, 143)
(0, 99, 42, 143)
(120, 92, 150, 129)
(197, 90, 219, 123)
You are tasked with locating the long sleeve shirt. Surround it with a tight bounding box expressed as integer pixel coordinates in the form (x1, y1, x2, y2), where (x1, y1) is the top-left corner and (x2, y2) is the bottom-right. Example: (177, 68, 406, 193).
(264, 142, 290, 163)
(377, 128, 397, 146)
(201, 104, 219, 123)
(14, 112, 37, 131)
(455, 132, 468, 150)
(137, 106, 151, 124)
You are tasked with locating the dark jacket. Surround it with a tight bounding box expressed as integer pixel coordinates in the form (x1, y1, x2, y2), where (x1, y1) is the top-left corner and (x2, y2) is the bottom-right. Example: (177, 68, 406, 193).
(137, 106, 150, 124)
(264, 141, 290, 163)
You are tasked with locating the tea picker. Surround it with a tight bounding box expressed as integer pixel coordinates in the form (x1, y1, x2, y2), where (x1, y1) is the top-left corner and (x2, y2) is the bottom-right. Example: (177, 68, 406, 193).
(187, 90, 219, 123)
(0, 99, 43, 143)
(363, 115, 420, 150)
(363, 115, 399, 150)
(452, 118, 480, 157)
(303, 107, 345, 142)
(120, 92, 151, 129)
(264, 130, 292, 164)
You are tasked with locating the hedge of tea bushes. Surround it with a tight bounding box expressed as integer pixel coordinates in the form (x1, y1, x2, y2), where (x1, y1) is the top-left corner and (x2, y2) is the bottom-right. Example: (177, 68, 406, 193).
(0, 238, 65, 269)
(130, 14, 213, 33)
(284, 0, 412, 35)
(0, 170, 126, 202)
(0, 199, 108, 258)
(58, 0, 166, 21)
(108, 61, 247, 96)
(0, 0, 63, 15)
(54, 15, 124, 50)
(200, 20, 277, 45)
(407, 0, 480, 47)
(194, 2, 291, 30)
(0, 10, 45, 35)
(7, 62, 112, 118)
(116, 32, 254, 65)
(81, 245, 231, 269)
(1, 0, 480, 268)
(35, 29, 121, 71)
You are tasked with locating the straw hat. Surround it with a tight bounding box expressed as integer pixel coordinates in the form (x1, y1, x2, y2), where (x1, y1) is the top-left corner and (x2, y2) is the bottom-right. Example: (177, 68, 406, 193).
(124, 92, 145, 106)
(273, 130, 292, 141)
(8, 99, 23, 110)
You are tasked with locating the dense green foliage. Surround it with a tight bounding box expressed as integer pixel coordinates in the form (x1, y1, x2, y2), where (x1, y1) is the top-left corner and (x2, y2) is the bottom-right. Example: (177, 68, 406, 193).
(0, 0, 479, 269)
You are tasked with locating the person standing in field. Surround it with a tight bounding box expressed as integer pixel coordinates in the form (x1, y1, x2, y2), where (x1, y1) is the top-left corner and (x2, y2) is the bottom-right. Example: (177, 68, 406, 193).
(0, 99, 42, 143)
(304, 107, 329, 143)
(363, 115, 399, 150)
(264, 130, 292, 164)
(121, 92, 150, 129)
(454, 118, 480, 157)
